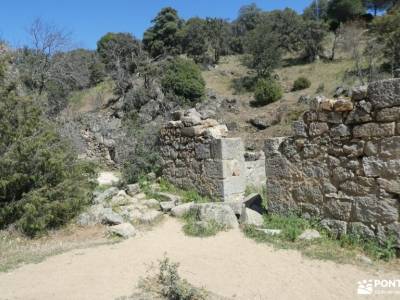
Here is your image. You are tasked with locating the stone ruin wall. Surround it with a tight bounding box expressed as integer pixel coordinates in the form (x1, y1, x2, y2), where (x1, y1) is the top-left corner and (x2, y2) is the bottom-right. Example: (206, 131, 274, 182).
(159, 110, 248, 202)
(265, 79, 400, 244)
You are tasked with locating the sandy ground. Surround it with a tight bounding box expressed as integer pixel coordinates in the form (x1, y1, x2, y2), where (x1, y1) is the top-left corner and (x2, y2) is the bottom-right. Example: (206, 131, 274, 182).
(0, 217, 398, 300)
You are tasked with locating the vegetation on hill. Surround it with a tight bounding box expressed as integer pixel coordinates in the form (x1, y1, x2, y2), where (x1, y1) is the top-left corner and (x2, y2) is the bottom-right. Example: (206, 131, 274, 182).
(1, 0, 400, 237)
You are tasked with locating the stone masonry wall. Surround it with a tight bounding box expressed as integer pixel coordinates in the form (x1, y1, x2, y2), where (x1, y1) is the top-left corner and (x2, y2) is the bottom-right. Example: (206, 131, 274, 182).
(265, 79, 400, 244)
(160, 109, 246, 202)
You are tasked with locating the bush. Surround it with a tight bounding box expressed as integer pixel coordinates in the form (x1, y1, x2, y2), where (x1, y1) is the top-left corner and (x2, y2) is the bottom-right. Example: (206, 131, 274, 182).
(292, 77, 311, 91)
(253, 78, 283, 106)
(0, 90, 96, 237)
(161, 57, 205, 103)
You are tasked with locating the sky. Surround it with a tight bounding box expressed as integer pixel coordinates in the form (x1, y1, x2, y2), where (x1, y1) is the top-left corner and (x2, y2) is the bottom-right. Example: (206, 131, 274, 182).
(0, 0, 312, 49)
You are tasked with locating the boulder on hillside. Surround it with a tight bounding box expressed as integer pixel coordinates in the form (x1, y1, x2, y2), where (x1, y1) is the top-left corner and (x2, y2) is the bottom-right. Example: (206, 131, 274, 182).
(240, 207, 263, 227)
(108, 223, 137, 238)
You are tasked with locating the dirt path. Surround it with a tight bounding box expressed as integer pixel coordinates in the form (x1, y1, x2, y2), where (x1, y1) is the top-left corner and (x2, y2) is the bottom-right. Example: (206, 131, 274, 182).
(0, 217, 397, 300)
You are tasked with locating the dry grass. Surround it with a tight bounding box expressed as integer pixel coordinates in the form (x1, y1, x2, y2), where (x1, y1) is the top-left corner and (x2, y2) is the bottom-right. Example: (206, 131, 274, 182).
(0, 224, 110, 272)
(69, 80, 115, 113)
(201, 55, 356, 149)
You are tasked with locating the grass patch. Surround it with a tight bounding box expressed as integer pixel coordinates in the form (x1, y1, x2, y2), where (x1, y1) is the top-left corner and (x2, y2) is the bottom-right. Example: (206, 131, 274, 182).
(245, 185, 268, 209)
(243, 213, 398, 264)
(182, 210, 226, 238)
(139, 176, 211, 204)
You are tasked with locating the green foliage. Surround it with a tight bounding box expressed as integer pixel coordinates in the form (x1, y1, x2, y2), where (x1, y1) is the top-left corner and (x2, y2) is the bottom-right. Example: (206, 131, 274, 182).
(244, 24, 282, 77)
(97, 32, 144, 74)
(231, 75, 258, 93)
(181, 18, 211, 64)
(370, 7, 400, 74)
(254, 78, 283, 106)
(157, 178, 210, 203)
(262, 8, 305, 53)
(301, 20, 329, 62)
(328, 0, 365, 25)
(137, 256, 208, 300)
(121, 121, 161, 184)
(293, 76, 312, 91)
(143, 7, 184, 58)
(0, 90, 95, 237)
(204, 18, 233, 63)
(161, 57, 205, 103)
(243, 213, 397, 263)
(183, 210, 226, 237)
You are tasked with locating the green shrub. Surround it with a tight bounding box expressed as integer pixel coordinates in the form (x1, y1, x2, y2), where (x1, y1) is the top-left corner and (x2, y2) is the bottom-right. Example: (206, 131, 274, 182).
(0, 90, 96, 237)
(136, 256, 208, 300)
(161, 57, 205, 103)
(253, 78, 282, 106)
(292, 76, 311, 91)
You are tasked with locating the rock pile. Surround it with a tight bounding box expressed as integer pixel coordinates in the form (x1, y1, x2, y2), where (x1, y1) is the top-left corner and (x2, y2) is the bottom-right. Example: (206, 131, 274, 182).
(265, 79, 400, 246)
(77, 185, 164, 238)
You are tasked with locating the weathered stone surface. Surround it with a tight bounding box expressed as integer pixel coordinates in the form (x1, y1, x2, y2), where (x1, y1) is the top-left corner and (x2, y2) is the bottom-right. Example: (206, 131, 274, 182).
(323, 195, 352, 221)
(160, 201, 176, 212)
(239, 208, 264, 227)
(143, 199, 160, 209)
(364, 141, 378, 156)
(298, 229, 321, 241)
(330, 124, 350, 138)
(353, 122, 395, 138)
(348, 222, 375, 239)
(94, 187, 119, 205)
(263, 80, 400, 245)
(309, 122, 329, 137)
(126, 183, 140, 196)
(108, 223, 136, 238)
(249, 118, 269, 130)
(345, 101, 372, 124)
(363, 157, 400, 177)
(333, 98, 353, 112)
(293, 121, 307, 137)
(136, 210, 163, 224)
(320, 219, 347, 238)
(101, 209, 124, 225)
(379, 136, 400, 159)
(367, 79, 400, 109)
(378, 178, 400, 194)
(170, 202, 194, 217)
(351, 85, 368, 101)
(376, 107, 400, 122)
(354, 196, 399, 224)
(196, 203, 239, 228)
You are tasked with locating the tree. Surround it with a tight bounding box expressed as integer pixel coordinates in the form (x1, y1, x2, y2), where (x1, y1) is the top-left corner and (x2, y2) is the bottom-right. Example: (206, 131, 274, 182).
(205, 18, 232, 64)
(262, 8, 305, 53)
(370, 7, 400, 76)
(244, 24, 282, 78)
(301, 20, 329, 61)
(161, 57, 205, 102)
(97, 32, 146, 94)
(0, 86, 95, 236)
(181, 18, 210, 64)
(234, 3, 263, 35)
(143, 7, 183, 58)
(17, 18, 71, 95)
(328, 0, 365, 25)
(303, 0, 330, 21)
